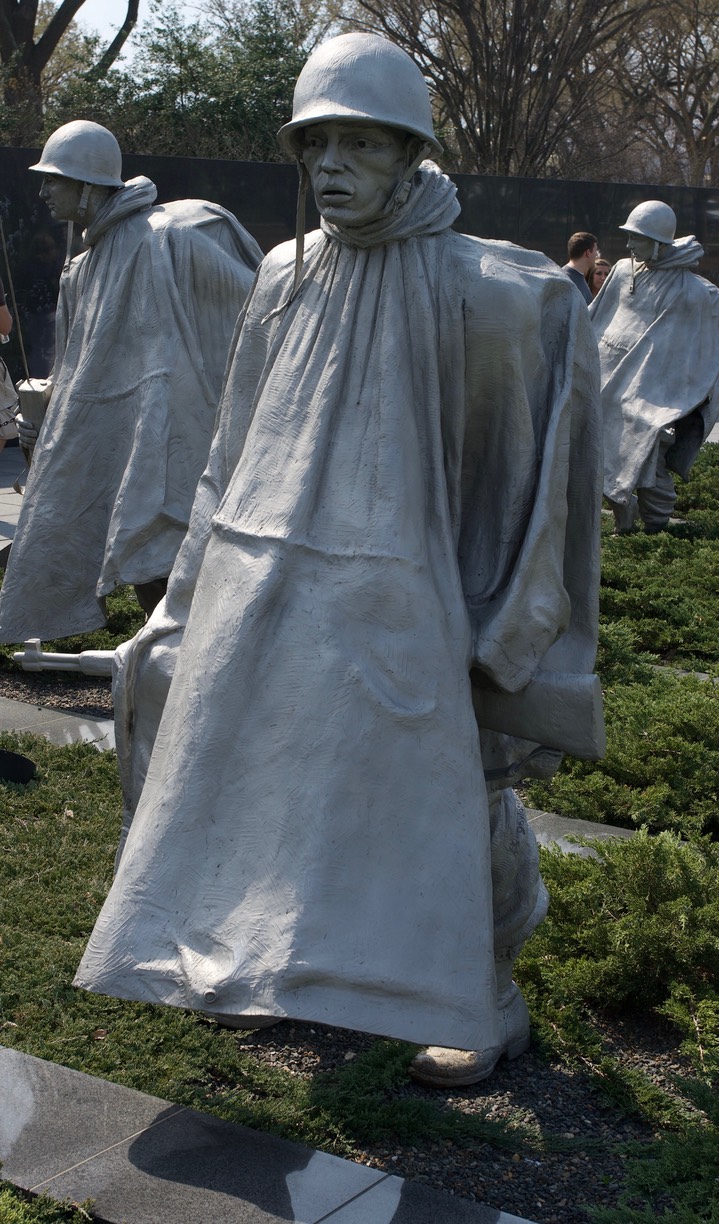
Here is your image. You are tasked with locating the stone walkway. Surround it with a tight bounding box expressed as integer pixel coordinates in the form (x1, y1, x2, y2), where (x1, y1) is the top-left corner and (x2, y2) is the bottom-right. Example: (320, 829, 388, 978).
(2, 1048, 535, 1224)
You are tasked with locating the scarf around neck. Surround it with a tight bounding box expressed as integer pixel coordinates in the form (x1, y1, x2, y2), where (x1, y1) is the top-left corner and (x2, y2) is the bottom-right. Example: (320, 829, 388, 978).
(84, 176, 159, 246)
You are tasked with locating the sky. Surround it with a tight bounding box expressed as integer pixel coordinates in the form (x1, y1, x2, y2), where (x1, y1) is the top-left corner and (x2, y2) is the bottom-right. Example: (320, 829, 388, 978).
(75, 0, 196, 45)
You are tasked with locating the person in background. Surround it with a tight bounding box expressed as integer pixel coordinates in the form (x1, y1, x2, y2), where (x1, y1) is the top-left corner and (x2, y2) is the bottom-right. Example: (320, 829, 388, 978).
(562, 231, 598, 303)
(0, 279, 12, 338)
(0, 276, 18, 455)
(586, 256, 611, 299)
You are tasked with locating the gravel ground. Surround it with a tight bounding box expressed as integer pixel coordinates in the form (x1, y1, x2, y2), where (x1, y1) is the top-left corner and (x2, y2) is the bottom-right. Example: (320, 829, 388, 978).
(0, 672, 689, 1222)
(231, 1012, 691, 1223)
(230, 1008, 690, 1219)
(0, 668, 113, 718)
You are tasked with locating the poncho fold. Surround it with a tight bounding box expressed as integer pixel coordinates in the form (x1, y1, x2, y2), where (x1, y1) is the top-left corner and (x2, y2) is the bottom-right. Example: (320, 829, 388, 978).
(0, 176, 262, 642)
(76, 166, 602, 1051)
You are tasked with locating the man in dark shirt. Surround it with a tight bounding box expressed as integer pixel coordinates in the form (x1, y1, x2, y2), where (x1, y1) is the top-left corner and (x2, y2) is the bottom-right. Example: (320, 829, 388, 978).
(562, 231, 598, 303)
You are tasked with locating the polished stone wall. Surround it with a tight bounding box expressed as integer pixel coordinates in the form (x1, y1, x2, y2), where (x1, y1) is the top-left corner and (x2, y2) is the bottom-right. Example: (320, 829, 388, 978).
(2, 145, 718, 378)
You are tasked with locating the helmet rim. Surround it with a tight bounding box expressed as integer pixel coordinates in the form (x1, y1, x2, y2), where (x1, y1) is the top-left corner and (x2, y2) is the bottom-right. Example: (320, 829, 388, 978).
(29, 121, 124, 189)
(618, 201, 677, 245)
(277, 33, 442, 159)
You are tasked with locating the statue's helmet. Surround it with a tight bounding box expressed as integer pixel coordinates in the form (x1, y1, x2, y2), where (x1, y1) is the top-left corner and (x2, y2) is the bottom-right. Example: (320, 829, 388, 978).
(618, 201, 677, 245)
(278, 33, 442, 158)
(29, 121, 124, 188)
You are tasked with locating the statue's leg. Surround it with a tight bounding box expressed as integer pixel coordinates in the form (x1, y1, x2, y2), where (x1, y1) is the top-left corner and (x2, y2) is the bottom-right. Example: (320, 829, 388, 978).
(607, 494, 639, 535)
(113, 621, 181, 872)
(637, 431, 677, 533)
(410, 788, 547, 1087)
(133, 577, 169, 618)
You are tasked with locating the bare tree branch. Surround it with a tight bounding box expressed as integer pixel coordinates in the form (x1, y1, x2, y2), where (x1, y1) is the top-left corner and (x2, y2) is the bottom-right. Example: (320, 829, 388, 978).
(86, 0, 139, 78)
(351, 0, 659, 176)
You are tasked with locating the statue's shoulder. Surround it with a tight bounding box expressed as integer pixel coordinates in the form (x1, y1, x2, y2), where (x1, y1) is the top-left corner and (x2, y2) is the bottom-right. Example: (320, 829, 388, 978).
(147, 198, 240, 232)
(443, 231, 575, 314)
(261, 231, 324, 270)
(253, 231, 324, 291)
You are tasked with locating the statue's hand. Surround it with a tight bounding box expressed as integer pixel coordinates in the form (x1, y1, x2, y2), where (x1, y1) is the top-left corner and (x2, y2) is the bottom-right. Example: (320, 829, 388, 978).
(16, 414, 39, 449)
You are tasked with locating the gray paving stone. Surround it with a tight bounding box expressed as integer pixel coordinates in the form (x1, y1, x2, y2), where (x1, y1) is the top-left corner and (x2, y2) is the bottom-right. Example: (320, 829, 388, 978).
(0, 1047, 185, 1189)
(1, 1046, 538, 1224)
(37, 1125, 387, 1224)
(0, 695, 115, 751)
(1, 1047, 385, 1224)
(321, 1175, 539, 1222)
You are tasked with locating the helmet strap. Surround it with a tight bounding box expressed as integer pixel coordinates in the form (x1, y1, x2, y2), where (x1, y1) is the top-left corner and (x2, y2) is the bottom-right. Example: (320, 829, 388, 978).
(261, 160, 309, 324)
(77, 182, 92, 219)
(64, 221, 74, 272)
(293, 161, 309, 297)
(390, 142, 432, 212)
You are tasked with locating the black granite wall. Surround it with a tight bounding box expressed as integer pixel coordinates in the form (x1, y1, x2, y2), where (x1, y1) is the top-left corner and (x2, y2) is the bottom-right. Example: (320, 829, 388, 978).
(1, 145, 718, 378)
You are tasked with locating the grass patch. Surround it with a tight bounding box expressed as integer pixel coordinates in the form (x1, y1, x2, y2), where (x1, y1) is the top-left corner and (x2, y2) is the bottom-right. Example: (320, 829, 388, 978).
(0, 732, 537, 1164)
(0, 1183, 92, 1223)
(3, 731, 718, 1224)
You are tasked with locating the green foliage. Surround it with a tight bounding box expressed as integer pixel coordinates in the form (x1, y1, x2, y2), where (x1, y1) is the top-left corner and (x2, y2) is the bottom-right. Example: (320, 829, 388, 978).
(526, 446, 719, 839)
(44, 0, 313, 161)
(674, 442, 719, 518)
(526, 667, 719, 837)
(517, 836, 719, 1222)
(0, 1184, 92, 1223)
(598, 448, 719, 670)
(600, 531, 719, 667)
(589, 1085, 719, 1223)
(659, 985, 719, 1079)
(518, 833, 719, 1012)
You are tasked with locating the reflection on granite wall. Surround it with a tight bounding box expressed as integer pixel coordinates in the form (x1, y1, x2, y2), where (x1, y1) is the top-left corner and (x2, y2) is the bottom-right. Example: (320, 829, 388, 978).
(1, 145, 718, 379)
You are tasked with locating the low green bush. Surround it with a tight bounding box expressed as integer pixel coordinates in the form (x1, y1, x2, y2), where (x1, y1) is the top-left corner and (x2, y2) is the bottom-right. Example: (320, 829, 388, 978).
(525, 668, 719, 838)
(518, 832, 719, 1012)
(518, 834, 719, 1223)
(0, 1183, 92, 1223)
(589, 1074, 719, 1223)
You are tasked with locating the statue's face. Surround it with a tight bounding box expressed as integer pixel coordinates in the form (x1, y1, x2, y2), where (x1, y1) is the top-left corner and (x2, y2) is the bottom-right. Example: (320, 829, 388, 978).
(302, 121, 410, 227)
(625, 231, 655, 262)
(39, 173, 86, 222)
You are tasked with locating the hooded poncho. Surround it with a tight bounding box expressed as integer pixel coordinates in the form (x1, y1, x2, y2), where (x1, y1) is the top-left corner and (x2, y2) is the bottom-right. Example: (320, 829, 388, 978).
(590, 239, 719, 503)
(0, 177, 262, 642)
(75, 166, 602, 1051)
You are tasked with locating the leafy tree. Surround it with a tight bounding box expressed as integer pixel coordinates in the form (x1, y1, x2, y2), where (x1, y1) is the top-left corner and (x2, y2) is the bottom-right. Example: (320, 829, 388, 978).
(44, 0, 318, 161)
(0, 0, 139, 144)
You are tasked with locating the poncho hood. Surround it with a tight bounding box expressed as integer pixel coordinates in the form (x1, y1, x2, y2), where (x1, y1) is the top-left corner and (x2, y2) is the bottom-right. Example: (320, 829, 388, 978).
(649, 234, 704, 269)
(84, 175, 158, 245)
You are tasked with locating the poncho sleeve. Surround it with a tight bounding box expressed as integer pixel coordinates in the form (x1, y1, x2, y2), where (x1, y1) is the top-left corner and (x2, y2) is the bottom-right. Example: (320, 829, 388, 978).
(449, 237, 603, 751)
